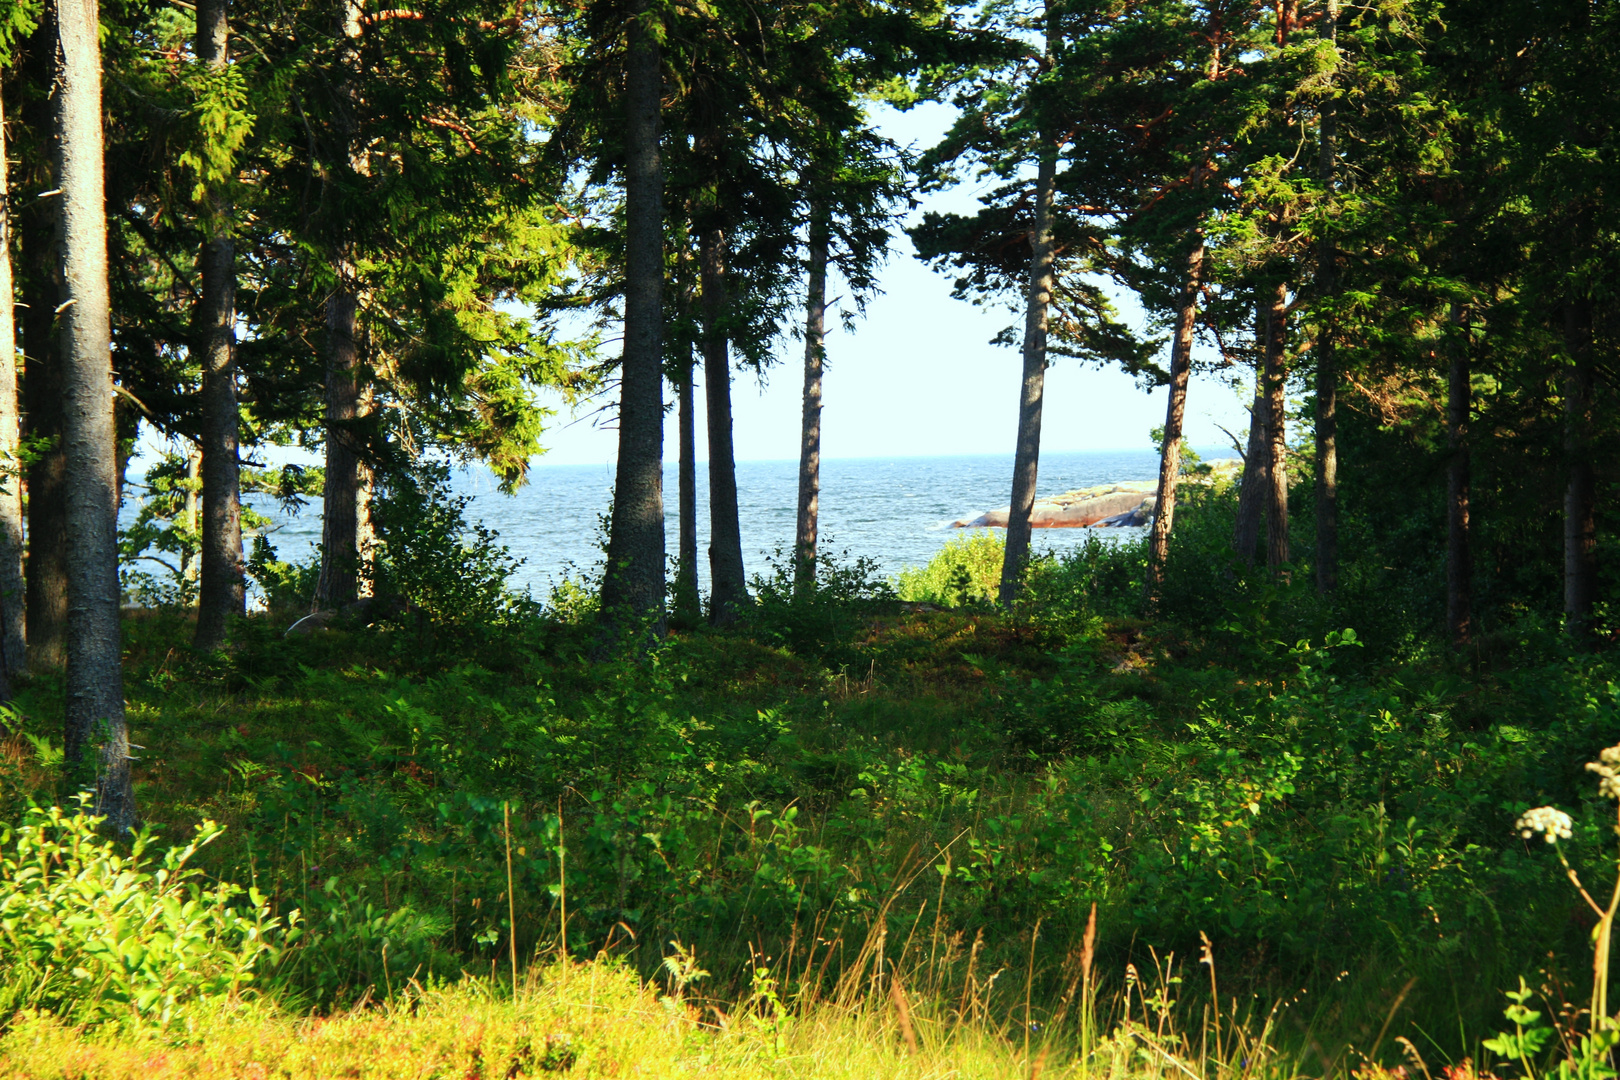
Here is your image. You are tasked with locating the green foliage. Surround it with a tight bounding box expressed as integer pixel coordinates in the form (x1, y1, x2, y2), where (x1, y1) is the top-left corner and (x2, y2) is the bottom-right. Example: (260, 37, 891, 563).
(749, 545, 897, 658)
(369, 466, 536, 637)
(120, 449, 272, 609)
(0, 801, 289, 1028)
(895, 531, 1005, 607)
(245, 534, 319, 614)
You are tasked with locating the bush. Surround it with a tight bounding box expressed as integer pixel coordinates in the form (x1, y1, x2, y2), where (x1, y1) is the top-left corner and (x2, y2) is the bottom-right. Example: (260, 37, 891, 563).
(895, 532, 1005, 607)
(370, 466, 537, 635)
(749, 545, 897, 658)
(0, 801, 289, 1028)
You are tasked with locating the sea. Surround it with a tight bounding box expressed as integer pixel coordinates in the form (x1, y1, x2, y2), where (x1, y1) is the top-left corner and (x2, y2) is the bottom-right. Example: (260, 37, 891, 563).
(222, 447, 1227, 602)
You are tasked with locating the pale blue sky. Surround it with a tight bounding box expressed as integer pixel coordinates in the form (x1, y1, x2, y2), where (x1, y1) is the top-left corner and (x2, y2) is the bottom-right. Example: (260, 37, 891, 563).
(536, 101, 1251, 467)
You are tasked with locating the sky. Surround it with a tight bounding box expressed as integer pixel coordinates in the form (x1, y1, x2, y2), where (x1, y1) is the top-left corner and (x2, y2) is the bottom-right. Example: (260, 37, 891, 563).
(133, 101, 1253, 474)
(533, 100, 1253, 469)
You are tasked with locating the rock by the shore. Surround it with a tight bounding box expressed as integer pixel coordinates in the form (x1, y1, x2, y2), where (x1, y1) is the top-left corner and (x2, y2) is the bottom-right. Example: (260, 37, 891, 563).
(953, 482, 1156, 529)
(951, 459, 1241, 530)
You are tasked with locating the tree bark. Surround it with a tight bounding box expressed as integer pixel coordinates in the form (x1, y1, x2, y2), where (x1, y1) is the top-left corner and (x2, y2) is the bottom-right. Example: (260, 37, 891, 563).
(597, 0, 667, 635)
(1564, 294, 1597, 642)
(998, 149, 1057, 609)
(699, 223, 749, 624)
(314, 267, 368, 608)
(794, 199, 830, 596)
(1146, 241, 1204, 602)
(0, 88, 27, 675)
(56, 0, 135, 829)
(192, 0, 244, 650)
(1232, 302, 1269, 566)
(1446, 302, 1471, 648)
(1314, 0, 1339, 595)
(673, 340, 699, 625)
(1264, 280, 1290, 571)
(20, 20, 66, 673)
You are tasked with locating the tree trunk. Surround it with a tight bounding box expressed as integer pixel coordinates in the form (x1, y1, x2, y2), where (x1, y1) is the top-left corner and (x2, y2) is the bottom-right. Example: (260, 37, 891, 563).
(192, 0, 244, 650)
(20, 20, 66, 673)
(0, 88, 27, 675)
(1146, 241, 1204, 602)
(1264, 280, 1290, 571)
(700, 224, 749, 624)
(794, 199, 830, 596)
(1446, 302, 1471, 648)
(998, 149, 1057, 609)
(673, 341, 699, 626)
(56, 0, 135, 829)
(314, 267, 367, 608)
(182, 446, 201, 583)
(1314, 0, 1339, 595)
(1232, 303, 1269, 565)
(597, 0, 666, 635)
(1564, 294, 1597, 642)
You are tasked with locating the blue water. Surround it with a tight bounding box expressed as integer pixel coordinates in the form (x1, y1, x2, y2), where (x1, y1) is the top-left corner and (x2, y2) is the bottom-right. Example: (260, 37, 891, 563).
(235, 448, 1227, 601)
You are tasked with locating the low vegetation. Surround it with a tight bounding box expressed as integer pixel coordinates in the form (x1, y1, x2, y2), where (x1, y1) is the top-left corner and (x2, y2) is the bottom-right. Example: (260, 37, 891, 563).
(1, 486, 1616, 1077)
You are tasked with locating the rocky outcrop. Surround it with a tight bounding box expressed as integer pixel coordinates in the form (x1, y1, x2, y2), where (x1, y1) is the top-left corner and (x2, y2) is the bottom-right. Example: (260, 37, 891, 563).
(953, 483, 1156, 529)
(952, 459, 1241, 530)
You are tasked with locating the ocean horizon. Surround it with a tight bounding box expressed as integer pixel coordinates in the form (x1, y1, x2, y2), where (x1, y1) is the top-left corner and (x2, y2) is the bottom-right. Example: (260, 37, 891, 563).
(194, 446, 1234, 602)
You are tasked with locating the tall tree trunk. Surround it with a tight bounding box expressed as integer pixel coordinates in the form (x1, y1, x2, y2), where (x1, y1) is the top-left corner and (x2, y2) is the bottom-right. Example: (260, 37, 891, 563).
(1146, 240, 1204, 602)
(795, 199, 830, 596)
(1264, 281, 1290, 571)
(314, 266, 367, 608)
(1446, 302, 1472, 648)
(998, 149, 1057, 609)
(598, 0, 666, 635)
(56, 0, 135, 829)
(1315, 0, 1339, 594)
(1564, 294, 1597, 642)
(20, 20, 66, 673)
(1232, 302, 1269, 565)
(192, 0, 244, 650)
(0, 88, 27, 675)
(699, 224, 749, 624)
(314, 0, 371, 610)
(673, 342, 699, 625)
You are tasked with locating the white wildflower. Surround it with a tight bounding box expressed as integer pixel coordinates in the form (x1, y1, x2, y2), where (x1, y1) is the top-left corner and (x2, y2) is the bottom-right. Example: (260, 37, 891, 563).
(1516, 806, 1573, 843)
(1586, 744, 1620, 798)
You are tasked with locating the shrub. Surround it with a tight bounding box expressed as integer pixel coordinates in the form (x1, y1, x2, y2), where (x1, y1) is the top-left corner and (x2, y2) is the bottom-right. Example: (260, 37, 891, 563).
(370, 465, 537, 634)
(749, 545, 897, 658)
(895, 532, 1005, 607)
(0, 801, 289, 1028)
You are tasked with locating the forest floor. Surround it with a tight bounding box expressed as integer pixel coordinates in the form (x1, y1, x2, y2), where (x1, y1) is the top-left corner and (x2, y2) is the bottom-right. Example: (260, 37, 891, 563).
(0, 588, 1614, 1077)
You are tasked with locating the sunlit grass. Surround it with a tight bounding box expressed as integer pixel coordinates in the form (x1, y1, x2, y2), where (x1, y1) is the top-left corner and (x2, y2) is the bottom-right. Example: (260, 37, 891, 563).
(0, 952, 1320, 1080)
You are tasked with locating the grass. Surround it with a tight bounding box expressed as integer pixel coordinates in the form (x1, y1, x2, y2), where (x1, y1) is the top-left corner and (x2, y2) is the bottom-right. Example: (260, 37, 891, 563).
(0, 945, 1323, 1080)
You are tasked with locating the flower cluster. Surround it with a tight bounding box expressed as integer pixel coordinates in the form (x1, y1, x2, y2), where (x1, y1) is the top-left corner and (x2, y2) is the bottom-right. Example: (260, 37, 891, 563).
(1516, 806, 1574, 843)
(1587, 744, 1620, 800)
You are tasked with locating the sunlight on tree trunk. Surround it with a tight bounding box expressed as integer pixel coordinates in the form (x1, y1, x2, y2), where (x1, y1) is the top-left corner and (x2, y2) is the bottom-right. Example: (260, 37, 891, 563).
(1564, 294, 1596, 642)
(598, 0, 667, 638)
(1264, 281, 1290, 572)
(795, 200, 830, 596)
(193, 0, 245, 651)
(0, 87, 27, 676)
(56, 0, 135, 829)
(700, 224, 749, 626)
(1146, 241, 1204, 604)
(999, 150, 1056, 610)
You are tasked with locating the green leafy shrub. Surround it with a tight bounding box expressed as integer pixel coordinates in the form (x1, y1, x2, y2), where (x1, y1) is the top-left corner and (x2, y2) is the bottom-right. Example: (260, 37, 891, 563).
(246, 533, 320, 613)
(370, 466, 536, 635)
(0, 801, 289, 1028)
(895, 532, 1005, 607)
(749, 545, 897, 658)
